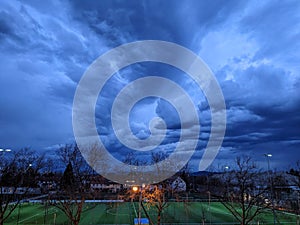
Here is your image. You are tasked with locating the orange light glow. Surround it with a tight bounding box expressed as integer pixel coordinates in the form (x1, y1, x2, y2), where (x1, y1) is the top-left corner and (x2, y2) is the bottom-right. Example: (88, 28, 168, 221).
(132, 186, 138, 192)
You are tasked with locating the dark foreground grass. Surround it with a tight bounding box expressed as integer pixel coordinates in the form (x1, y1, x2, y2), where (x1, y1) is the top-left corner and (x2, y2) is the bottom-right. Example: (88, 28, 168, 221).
(4, 202, 299, 225)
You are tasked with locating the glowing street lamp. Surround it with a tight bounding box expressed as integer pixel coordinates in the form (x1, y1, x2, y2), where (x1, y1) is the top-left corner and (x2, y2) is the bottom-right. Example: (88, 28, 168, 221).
(264, 153, 272, 172)
(132, 186, 139, 192)
(0, 148, 12, 152)
(0, 148, 12, 163)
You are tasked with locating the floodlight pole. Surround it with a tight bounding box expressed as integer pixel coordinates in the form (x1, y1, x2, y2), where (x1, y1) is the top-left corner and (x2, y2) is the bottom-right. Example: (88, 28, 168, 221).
(138, 187, 142, 225)
(207, 191, 211, 225)
(264, 153, 275, 225)
(133, 185, 142, 225)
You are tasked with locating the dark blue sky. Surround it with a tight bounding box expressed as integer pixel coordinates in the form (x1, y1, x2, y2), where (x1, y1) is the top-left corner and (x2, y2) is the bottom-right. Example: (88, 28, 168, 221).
(0, 0, 299, 170)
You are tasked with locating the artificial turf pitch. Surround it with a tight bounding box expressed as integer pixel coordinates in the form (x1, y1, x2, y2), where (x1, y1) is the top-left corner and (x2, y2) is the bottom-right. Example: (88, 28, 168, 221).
(4, 202, 299, 225)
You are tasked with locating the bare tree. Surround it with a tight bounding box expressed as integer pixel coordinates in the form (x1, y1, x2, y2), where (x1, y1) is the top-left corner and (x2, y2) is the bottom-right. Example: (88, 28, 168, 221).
(55, 162, 84, 225)
(0, 148, 45, 225)
(56, 144, 91, 179)
(131, 152, 174, 225)
(220, 156, 271, 225)
(53, 144, 93, 225)
(125, 151, 191, 225)
(140, 184, 169, 225)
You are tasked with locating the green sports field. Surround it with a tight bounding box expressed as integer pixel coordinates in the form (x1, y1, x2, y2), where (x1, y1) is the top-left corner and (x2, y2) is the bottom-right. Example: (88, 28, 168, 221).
(4, 202, 299, 225)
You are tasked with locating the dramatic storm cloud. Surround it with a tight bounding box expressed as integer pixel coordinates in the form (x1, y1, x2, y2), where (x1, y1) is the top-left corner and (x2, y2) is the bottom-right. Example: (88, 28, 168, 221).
(0, 0, 299, 170)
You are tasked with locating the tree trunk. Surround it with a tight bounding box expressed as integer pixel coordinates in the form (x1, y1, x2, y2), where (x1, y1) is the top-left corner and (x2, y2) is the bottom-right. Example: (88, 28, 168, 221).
(141, 202, 154, 225)
(242, 217, 245, 225)
(157, 211, 161, 225)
